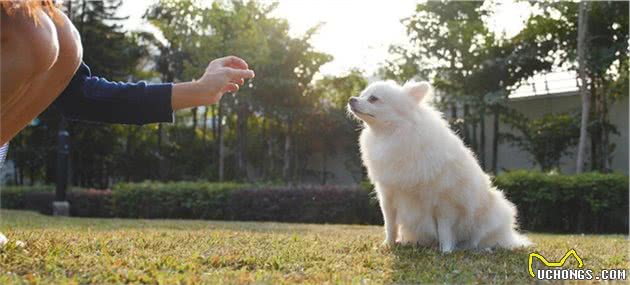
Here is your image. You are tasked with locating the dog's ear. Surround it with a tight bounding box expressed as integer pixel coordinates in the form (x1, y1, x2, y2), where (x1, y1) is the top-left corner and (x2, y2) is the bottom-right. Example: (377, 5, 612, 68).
(403, 81, 432, 103)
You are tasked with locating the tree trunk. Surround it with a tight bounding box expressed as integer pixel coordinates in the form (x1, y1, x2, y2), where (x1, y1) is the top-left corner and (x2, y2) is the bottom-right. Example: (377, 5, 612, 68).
(202, 107, 208, 141)
(594, 80, 603, 171)
(479, 104, 486, 170)
(157, 124, 162, 152)
(294, 140, 299, 184)
(450, 103, 457, 119)
(191, 107, 198, 135)
(126, 126, 132, 182)
(600, 79, 610, 172)
(491, 107, 500, 174)
(236, 97, 248, 180)
(463, 104, 471, 146)
(261, 116, 271, 179)
(79, 0, 87, 34)
(575, 1, 590, 173)
(29, 165, 35, 186)
(19, 165, 23, 185)
(267, 120, 275, 180)
(472, 117, 478, 155)
(218, 102, 225, 182)
(13, 163, 19, 185)
(283, 121, 292, 184)
(321, 153, 327, 185)
(157, 123, 164, 180)
(211, 105, 217, 140)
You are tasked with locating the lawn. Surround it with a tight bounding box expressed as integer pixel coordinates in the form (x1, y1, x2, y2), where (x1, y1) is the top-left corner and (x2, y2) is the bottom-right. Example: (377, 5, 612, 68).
(0, 210, 628, 284)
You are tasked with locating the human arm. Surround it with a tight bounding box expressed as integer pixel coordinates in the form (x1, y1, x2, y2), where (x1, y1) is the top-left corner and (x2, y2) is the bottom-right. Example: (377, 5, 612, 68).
(53, 62, 174, 124)
(53, 56, 255, 124)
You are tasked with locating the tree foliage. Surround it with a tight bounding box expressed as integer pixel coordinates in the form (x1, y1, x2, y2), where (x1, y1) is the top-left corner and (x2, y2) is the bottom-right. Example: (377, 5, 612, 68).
(517, 1, 629, 172)
(8, 0, 356, 187)
(502, 113, 580, 171)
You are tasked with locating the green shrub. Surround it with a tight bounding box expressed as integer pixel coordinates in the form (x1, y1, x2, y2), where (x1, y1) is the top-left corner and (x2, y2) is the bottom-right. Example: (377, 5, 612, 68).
(112, 181, 246, 219)
(109, 182, 381, 224)
(225, 186, 381, 225)
(70, 189, 113, 217)
(495, 170, 628, 233)
(1, 171, 627, 233)
(0, 185, 53, 209)
(2, 187, 113, 217)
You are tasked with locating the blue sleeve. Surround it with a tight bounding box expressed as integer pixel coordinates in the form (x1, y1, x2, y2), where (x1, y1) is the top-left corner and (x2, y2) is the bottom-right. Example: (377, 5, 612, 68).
(53, 62, 174, 125)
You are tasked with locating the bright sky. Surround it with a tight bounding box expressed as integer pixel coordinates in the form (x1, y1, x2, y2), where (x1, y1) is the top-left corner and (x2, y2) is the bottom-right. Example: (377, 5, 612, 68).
(119, 0, 532, 77)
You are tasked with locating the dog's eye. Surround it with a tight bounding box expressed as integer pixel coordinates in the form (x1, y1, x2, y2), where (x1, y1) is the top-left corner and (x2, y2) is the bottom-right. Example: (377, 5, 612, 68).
(368, 95, 379, 103)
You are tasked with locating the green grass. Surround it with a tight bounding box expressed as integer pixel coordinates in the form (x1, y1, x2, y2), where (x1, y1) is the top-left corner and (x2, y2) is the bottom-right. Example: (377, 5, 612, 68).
(0, 210, 628, 284)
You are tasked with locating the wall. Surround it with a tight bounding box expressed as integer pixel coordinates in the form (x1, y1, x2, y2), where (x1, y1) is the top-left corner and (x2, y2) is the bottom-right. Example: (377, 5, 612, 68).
(481, 93, 628, 174)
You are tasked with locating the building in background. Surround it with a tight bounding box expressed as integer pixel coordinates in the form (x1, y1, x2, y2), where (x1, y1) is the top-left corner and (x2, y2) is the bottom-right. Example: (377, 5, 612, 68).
(488, 71, 628, 174)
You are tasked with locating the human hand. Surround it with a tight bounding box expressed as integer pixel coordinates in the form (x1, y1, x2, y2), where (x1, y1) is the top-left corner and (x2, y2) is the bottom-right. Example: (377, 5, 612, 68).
(172, 56, 255, 110)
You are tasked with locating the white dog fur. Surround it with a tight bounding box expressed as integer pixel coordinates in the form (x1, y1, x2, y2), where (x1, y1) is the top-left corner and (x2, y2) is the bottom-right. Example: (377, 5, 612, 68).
(348, 80, 531, 252)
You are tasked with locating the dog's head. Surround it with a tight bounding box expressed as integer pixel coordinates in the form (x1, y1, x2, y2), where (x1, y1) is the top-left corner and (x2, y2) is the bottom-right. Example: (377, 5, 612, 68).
(347, 80, 432, 126)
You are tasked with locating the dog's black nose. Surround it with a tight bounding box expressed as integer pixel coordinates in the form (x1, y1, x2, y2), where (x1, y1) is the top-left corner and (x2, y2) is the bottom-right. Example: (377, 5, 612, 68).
(349, 97, 358, 104)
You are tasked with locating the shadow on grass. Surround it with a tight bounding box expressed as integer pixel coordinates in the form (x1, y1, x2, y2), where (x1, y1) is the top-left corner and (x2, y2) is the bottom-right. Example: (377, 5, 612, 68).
(390, 245, 533, 284)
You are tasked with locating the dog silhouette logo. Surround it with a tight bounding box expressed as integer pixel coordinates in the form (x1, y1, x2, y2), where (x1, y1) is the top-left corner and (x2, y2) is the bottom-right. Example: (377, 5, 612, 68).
(528, 249, 584, 278)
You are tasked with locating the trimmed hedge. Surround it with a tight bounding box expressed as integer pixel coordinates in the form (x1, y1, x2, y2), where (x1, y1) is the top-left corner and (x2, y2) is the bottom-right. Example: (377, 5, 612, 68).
(1, 186, 112, 217)
(1, 171, 627, 233)
(1, 182, 381, 225)
(224, 186, 381, 224)
(0, 185, 54, 210)
(112, 181, 244, 219)
(111, 182, 381, 224)
(495, 171, 628, 234)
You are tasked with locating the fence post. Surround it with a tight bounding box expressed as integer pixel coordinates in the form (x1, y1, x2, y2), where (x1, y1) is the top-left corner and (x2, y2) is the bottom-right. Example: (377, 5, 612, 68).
(53, 117, 70, 216)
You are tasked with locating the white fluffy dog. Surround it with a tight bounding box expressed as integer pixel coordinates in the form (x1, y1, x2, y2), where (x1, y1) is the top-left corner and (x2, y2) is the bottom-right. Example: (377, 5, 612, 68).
(348, 80, 531, 252)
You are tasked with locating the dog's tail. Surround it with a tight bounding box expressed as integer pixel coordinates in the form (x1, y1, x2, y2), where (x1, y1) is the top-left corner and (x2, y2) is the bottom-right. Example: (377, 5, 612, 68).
(490, 188, 533, 249)
(498, 230, 533, 249)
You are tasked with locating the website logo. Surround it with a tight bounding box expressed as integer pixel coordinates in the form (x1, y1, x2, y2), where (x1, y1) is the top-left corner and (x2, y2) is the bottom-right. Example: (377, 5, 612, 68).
(528, 249, 626, 281)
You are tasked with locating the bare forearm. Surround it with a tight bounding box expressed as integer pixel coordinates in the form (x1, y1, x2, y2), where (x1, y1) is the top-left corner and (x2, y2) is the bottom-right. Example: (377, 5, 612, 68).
(171, 81, 209, 111)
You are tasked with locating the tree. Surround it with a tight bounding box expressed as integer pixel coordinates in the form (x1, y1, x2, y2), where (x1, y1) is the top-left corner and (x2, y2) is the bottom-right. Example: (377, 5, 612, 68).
(8, 0, 354, 186)
(144, 0, 331, 184)
(381, 0, 627, 174)
(144, 0, 201, 179)
(382, 0, 551, 172)
(309, 70, 368, 183)
(69, 0, 145, 80)
(66, 0, 149, 188)
(576, 1, 590, 173)
(502, 113, 580, 171)
(519, 1, 629, 172)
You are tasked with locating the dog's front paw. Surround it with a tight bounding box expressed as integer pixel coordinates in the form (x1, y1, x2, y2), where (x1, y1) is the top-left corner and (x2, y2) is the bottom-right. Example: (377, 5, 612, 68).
(439, 243, 455, 253)
(481, 247, 494, 253)
(381, 239, 397, 248)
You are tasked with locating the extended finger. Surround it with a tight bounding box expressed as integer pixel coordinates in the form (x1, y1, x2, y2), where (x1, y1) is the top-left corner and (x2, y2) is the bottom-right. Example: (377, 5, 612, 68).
(222, 56, 249, 70)
(225, 68, 255, 80)
(221, 83, 240, 93)
(231, 78, 245, 85)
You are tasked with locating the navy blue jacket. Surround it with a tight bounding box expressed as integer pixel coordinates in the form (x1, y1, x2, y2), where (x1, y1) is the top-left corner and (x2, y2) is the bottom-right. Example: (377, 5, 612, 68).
(53, 62, 174, 124)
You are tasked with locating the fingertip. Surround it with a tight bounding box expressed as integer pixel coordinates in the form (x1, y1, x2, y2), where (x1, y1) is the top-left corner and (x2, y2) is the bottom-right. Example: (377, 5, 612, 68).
(230, 83, 240, 92)
(226, 56, 249, 69)
(222, 83, 239, 93)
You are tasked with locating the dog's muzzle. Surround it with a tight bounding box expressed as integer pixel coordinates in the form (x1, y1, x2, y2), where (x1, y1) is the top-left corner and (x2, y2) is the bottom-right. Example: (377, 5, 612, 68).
(348, 98, 374, 118)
